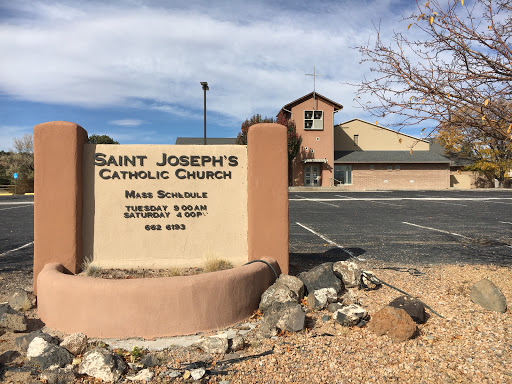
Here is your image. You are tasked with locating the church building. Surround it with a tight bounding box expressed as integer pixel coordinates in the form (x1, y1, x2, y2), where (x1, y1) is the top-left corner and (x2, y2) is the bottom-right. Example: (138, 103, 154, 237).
(280, 92, 451, 189)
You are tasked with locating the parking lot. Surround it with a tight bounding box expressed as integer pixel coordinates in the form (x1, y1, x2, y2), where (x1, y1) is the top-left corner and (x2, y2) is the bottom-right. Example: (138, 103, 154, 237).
(1, 190, 512, 275)
(289, 189, 512, 274)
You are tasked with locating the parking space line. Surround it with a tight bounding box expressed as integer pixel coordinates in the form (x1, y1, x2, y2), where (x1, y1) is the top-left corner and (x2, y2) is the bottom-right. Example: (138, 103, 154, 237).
(485, 201, 512, 205)
(0, 205, 34, 211)
(295, 222, 365, 261)
(368, 201, 403, 207)
(500, 221, 512, 225)
(0, 241, 34, 257)
(334, 195, 356, 199)
(0, 202, 34, 206)
(294, 195, 339, 207)
(428, 201, 468, 207)
(402, 222, 471, 239)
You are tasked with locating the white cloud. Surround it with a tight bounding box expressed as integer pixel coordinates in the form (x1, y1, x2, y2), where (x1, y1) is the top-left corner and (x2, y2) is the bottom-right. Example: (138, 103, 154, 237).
(0, 125, 33, 151)
(0, 0, 419, 129)
(109, 119, 146, 126)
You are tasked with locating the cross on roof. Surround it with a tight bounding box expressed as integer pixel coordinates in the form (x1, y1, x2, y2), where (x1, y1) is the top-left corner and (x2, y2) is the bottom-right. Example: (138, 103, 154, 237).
(305, 66, 323, 94)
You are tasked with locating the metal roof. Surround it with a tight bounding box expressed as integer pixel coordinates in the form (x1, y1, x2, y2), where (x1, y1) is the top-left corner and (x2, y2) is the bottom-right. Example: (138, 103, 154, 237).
(175, 137, 237, 145)
(281, 92, 343, 112)
(334, 150, 450, 164)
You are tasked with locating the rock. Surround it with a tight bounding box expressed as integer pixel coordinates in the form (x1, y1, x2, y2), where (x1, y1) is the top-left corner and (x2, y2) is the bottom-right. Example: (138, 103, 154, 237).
(470, 279, 507, 313)
(78, 348, 127, 382)
(369, 306, 417, 342)
(196, 336, 229, 354)
(327, 303, 344, 313)
(277, 274, 305, 300)
(27, 337, 73, 370)
(258, 302, 305, 337)
(259, 283, 298, 312)
(140, 353, 161, 368)
(60, 332, 88, 356)
(307, 288, 338, 310)
(191, 367, 206, 380)
(0, 304, 27, 332)
(298, 263, 343, 295)
(332, 304, 368, 326)
(126, 368, 154, 381)
(167, 369, 181, 378)
(8, 289, 34, 312)
(0, 350, 20, 364)
(388, 296, 426, 324)
(40, 365, 76, 384)
(333, 261, 362, 288)
(321, 315, 330, 322)
(16, 330, 58, 352)
(340, 289, 359, 305)
(229, 335, 244, 352)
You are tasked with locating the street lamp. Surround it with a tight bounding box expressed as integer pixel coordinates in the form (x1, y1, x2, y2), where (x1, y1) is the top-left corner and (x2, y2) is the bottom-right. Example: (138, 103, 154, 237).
(200, 82, 209, 145)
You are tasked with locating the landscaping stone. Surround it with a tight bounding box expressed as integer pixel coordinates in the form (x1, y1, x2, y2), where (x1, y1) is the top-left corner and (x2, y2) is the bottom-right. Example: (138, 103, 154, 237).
(259, 283, 298, 312)
(126, 368, 154, 381)
(333, 261, 362, 288)
(332, 304, 368, 327)
(191, 367, 206, 380)
(277, 274, 305, 300)
(307, 288, 338, 310)
(196, 336, 229, 354)
(60, 332, 88, 356)
(0, 303, 27, 332)
(229, 335, 244, 352)
(470, 278, 507, 313)
(40, 365, 76, 384)
(369, 306, 417, 342)
(258, 302, 305, 337)
(388, 296, 426, 324)
(0, 350, 20, 364)
(298, 262, 343, 295)
(78, 347, 127, 382)
(327, 302, 344, 313)
(140, 352, 161, 368)
(8, 289, 34, 312)
(26, 337, 73, 370)
(16, 330, 58, 352)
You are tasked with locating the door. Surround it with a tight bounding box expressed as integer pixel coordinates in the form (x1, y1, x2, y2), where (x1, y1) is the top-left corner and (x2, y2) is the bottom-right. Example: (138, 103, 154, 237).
(304, 164, 321, 186)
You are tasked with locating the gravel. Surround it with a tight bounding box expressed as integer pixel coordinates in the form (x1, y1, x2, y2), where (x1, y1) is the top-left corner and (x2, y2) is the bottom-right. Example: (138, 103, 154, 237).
(1, 261, 511, 383)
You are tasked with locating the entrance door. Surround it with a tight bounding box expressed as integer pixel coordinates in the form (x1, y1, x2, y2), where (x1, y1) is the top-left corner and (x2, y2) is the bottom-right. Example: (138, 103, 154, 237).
(304, 164, 321, 186)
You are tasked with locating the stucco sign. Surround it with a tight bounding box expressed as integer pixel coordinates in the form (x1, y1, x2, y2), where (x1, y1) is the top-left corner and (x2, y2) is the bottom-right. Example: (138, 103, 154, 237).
(83, 144, 248, 269)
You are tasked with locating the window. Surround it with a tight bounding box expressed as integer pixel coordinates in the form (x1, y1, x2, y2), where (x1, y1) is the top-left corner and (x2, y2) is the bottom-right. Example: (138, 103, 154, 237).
(304, 110, 323, 130)
(354, 135, 359, 146)
(370, 165, 374, 170)
(396, 165, 400, 171)
(388, 165, 393, 171)
(334, 165, 352, 185)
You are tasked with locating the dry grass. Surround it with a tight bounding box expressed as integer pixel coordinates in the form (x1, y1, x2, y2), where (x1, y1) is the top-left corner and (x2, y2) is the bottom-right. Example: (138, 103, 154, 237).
(203, 258, 234, 273)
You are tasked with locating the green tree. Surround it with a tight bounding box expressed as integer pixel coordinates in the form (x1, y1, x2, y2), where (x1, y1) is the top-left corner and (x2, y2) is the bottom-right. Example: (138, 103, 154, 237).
(236, 112, 302, 185)
(88, 134, 119, 144)
(0, 134, 35, 193)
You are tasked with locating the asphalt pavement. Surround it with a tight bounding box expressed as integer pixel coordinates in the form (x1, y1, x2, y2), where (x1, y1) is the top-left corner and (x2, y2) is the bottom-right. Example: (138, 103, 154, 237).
(1, 190, 512, 276)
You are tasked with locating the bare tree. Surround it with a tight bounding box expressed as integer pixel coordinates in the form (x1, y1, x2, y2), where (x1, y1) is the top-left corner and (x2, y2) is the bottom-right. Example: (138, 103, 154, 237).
(355, 0, 512, 141)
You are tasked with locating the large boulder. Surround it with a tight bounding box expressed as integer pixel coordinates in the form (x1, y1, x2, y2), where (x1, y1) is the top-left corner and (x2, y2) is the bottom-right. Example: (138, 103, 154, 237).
(277, 275, 305, 300)
(333, 261, 362, 288)
(78, 348, 127, 382)
(298, 263, 343, 295)
(307, 288, 338, 310)
(27, 337, 73, 370)
(195, 336, 229, 354)
(259, 284, 298, 312)
(60, 332, 88, 356)
(369, 306, 417, 342)
(258, 302, 305, 337)
(16, 330, 59, 352)
(388, 296, 426, 324)
(40, 365, 76, 384)
(470, 279, 507, 313)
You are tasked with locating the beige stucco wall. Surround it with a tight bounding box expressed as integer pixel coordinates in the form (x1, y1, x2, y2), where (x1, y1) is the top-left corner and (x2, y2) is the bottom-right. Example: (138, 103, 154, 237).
(83, 144, 248, 269)
(335, 119, 430, 151)
(291, 97, 335, 187)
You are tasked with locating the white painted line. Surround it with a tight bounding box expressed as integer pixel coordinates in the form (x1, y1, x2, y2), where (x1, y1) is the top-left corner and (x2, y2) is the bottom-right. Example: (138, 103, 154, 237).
(294, 195, 339, 207)
(0, 241, 34, 257)
(428, 201, 468, 207)
(485, 201, 512, 205)
(295, 222, 365, 261)
(0, 205, 34, 211)
(368, 200, 403, 207)
(334, 195, 356, 199)
(0, 202, 34, 206)
(402, 222, 471, 239)
(500, 221, 512, 225)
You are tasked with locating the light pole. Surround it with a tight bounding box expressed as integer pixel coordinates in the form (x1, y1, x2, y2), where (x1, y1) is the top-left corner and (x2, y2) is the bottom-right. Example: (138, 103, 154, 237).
(200, 82, 209, 145)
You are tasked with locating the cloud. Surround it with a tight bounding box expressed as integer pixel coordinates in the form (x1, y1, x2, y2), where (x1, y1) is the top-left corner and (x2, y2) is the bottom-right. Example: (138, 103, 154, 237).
(109, 119, 146, 126)
(0, 125, 33, 151)
(0, 0, 418, 128)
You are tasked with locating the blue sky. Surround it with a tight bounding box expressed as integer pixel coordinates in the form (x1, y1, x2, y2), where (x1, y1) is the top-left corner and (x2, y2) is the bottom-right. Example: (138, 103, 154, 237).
(0, 0, 424, 151)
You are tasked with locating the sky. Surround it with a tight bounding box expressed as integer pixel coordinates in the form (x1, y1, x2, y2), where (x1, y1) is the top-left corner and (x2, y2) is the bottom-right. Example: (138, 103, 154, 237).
(0, 0, 425, 151)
